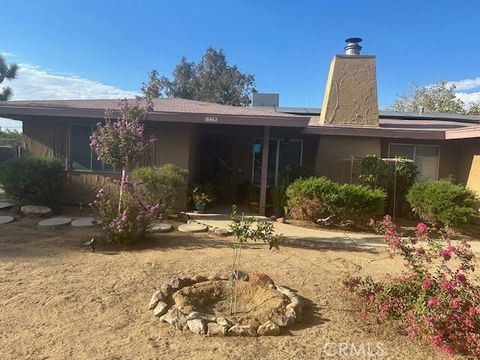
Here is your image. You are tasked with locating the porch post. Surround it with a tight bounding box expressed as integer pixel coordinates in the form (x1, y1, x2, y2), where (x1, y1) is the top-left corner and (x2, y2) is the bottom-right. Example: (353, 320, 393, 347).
(259, 126, 270, 216)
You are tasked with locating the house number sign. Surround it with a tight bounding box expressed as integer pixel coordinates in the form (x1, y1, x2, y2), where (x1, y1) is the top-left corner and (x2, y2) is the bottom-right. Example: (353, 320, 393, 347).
(204, 116, 218, 123)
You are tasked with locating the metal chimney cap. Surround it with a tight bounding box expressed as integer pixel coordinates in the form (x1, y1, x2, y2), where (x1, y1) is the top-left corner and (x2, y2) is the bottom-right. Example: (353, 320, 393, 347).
(344, 37, 363, 55)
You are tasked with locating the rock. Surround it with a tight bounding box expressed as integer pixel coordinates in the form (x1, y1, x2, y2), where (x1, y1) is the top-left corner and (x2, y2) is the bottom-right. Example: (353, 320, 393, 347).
(214, 227, 232, 236)
(160, 284, 174, 297)
(153, 301, 169, 317)
(257, 321, 280, 336)
(286, 301, 303, 318)
(276, 217, 285, 223)
(269, 215, 277, 221)
(208, 275, 223, 281)
(271, 313, 295, 327)
(230, 270, 249, 281)
(186, 311, 202, 320)
(227, 325, 257, 337)
(290, 294, 304, 304)
(0, 216, 14, 224)
(21, 205, 52, 217)
(207, 322, 227, 337)
(178, 212, 190, 222)
(148, 290, 164, 310)
(249, 273, 274, 288)
(191, 275, 208, 283)
(178, 223, 208, 233)
(168, 277, 193, 290)
(38, 217, 72, 227)
(275, 285, 294, 298)
(216, 317, 233, 327)
(150, 223, 173, 233)
(249, 319, 261, 330)
(187, 318, 206, 335)
(160, 308, 188, 331)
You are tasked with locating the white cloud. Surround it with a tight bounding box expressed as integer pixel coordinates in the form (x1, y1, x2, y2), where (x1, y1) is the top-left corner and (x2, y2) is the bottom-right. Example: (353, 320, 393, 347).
(7, 63, 139, 100)
(448, 77, 480, 91)
(1, 62, 140, 131)
(456, 91, 480, 107)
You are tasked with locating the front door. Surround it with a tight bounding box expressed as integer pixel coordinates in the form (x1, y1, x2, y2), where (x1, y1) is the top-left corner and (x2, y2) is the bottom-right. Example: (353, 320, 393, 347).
(200, 135, 233, 202)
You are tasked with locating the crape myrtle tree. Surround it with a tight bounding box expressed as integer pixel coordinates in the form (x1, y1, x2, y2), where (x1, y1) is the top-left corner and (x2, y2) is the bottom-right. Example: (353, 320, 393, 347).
(0, 54, 19, 101)
(90, 98, 154, 214)
(141, 47, 256, 107)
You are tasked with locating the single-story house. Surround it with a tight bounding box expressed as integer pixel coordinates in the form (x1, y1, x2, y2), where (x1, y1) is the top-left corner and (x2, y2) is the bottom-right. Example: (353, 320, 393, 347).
(1, 38, 480, 214)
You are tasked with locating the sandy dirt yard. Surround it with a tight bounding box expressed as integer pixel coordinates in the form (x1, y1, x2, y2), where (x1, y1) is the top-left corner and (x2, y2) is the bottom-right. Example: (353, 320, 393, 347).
(0, 210, 456, 360)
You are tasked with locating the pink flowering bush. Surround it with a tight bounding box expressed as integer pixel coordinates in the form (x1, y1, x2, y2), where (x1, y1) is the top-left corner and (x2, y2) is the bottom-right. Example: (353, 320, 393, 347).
(89, 99, 158, 244)
(90, 178, 159, 245)
(343, 216, 480, 357)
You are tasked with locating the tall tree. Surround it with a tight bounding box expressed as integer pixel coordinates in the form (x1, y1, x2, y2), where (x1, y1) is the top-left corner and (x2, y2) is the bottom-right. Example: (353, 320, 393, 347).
(140, 70, 165, 100)
(141, 48, 256, 106)
(0, 55, 19, 101)
(466, 102, 480, 116)
(393, 81, 466, 113)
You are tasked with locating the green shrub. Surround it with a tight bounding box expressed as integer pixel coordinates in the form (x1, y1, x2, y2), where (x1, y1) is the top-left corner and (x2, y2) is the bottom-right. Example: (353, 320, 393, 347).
(131, 164, 188, 214)
(337, 184, 386, 222)
(406, 180, 477, 228)
(90, 178, 159, 245)
(286, 177, 339, 221)
(0, 156, 65, 205)
(286, 176, 386, 223)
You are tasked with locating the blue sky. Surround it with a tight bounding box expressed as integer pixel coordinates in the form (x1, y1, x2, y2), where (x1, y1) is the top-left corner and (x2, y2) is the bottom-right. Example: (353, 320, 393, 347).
(1, 0, 480, 129)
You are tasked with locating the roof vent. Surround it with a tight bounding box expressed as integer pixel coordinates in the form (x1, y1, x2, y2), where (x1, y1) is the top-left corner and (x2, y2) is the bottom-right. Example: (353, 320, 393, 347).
(344, 37, 362, 55)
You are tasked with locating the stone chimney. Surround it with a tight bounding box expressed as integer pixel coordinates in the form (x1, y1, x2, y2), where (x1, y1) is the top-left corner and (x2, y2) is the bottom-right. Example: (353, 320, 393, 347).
(320, 38, 379, 127)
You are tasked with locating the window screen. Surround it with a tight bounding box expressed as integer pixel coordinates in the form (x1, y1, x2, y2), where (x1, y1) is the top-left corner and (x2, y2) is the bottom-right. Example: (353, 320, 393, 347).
(69, 125, 117, 172)
(277, 140, 302, 186)
(388, 144, 439, 182)
(415, 145, 440, 182)
(252, 138, 303, 186)
(70, 125, 92, 170)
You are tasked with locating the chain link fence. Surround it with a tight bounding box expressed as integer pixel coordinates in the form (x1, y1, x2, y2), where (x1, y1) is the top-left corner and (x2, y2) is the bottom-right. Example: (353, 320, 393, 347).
(0, 138, 21, 167)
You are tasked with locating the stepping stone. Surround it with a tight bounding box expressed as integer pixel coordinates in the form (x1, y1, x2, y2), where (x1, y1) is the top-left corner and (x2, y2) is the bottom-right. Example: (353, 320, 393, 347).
(0, 201, 14, 209)
(0, 216, 14, 224)
(21, 205, 52, 217)
(71, 217, 102, 227)
(214, 227, 232, 236)
(39, 217, 72, 227)
(178, 223, 208, 233)
(150, 223, 173, 233)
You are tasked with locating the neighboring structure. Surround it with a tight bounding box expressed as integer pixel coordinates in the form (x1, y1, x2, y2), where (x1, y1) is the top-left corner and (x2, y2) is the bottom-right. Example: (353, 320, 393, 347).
(1, 38, 480, 214)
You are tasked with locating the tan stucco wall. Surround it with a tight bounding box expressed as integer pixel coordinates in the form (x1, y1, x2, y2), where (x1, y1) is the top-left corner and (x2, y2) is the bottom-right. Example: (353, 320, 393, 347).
(457, 139, 480, 195)
(314, 135, 381, 182)
(320, 56, 379, 127)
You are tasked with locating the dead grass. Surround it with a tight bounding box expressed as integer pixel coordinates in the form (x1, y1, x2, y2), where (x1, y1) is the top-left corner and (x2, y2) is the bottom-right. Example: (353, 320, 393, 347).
(0, 206, 455, 360)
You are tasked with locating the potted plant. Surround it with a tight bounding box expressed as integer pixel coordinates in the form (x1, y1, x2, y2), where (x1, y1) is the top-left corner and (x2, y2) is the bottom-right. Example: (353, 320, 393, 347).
(192, 183, 216, 213)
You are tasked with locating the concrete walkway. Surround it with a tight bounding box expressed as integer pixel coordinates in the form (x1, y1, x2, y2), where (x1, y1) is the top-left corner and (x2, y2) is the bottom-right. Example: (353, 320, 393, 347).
(188, 212, 385, 252)
(188, 212, 480, 253)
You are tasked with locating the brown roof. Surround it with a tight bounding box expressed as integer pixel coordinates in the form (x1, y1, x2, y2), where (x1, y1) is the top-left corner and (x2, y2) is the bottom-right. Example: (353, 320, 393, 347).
(304, 116, 480, 139)
(2, 98, 480, 139)
(0, 98, 309, 128)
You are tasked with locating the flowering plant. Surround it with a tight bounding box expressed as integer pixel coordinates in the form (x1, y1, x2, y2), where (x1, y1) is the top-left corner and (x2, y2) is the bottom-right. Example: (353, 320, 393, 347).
(90, 99, 155, 214)
(343, 216, 480, 357)
(90, 178, 159, 245)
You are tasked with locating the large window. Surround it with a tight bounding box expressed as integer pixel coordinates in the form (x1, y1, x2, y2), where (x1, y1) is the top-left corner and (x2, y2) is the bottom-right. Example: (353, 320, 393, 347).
(69, 125, 115, 172)
(252, 138, 303, 187)
(388, 143, 440, 182)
